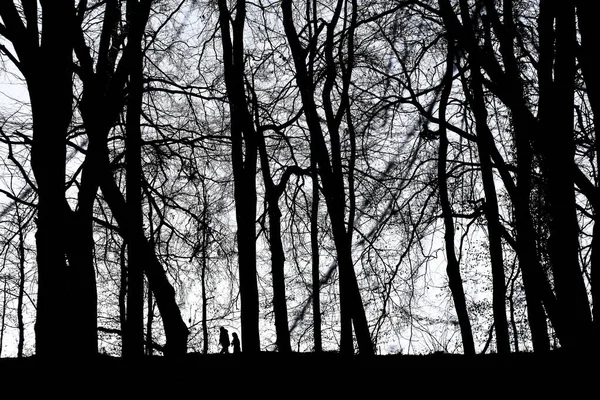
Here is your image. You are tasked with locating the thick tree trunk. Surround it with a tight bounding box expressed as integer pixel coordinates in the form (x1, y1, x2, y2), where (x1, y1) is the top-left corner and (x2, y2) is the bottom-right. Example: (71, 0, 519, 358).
(122, 0, 147, 359)
(512, 113, 550, 352)
(576, 0, 600, 347)
(538, 0, 593, 351)
(123, 1, 145, 358)
(25, 2, 75, 358)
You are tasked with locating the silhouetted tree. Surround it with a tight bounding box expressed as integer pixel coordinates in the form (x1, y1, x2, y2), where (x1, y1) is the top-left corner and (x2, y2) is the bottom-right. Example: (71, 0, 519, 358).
(437, 44, 475, 355)
(217, 0, 261, 354)
(0, 0, 81, 358)
(282, 0, 373, 355)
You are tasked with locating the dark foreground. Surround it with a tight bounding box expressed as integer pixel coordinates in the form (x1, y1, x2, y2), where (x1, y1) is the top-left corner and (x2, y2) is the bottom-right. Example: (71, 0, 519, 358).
(0, 350, 594, 395)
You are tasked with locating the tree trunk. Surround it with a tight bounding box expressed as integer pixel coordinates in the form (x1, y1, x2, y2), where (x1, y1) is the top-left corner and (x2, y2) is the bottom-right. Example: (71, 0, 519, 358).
(146, 286, 154, 356)
(255, 116, 292, 352)
(452, 0, 510, 354)
(538, 0, 593, 351)
(17, 208, 26, 358)
(122, 0, 148, 359)
(0, 0, 78, 358)
(201, 193, 209, 355)
(311, 157, 322, 353)
(0, 278, 6, 357)
(99, 163, 190, 355)
(437, 46, 475, 356)
(576, 0, 600, 348)
(217, 0, 261, 354)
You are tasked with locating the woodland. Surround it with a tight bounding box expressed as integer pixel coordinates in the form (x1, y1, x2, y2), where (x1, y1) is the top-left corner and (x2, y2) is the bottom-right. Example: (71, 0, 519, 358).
(0, 0, 598, 371)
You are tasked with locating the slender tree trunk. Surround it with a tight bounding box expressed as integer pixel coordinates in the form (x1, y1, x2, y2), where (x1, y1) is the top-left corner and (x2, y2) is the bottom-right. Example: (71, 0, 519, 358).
(17, 210, 26, 358)
(119, 243, 127, 338)
(311, 158, 322, 353)
(146, 286, 154, 356)
(0, 277, 6, 357)
(308, 0, 322, 353)
(470, 94, 511, 355)
(201, 199, 209, 355)
(508, 265, 520, 353)
(437, 46, 475, 356)
(256, 129, 292, 353)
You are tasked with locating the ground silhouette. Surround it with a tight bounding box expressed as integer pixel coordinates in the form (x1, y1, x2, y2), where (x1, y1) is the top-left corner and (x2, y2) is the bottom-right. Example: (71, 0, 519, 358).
(0, 349, 593, 395)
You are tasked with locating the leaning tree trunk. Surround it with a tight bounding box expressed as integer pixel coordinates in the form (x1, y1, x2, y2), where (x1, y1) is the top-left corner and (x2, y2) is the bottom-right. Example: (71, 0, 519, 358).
(457, 0, 510, 353)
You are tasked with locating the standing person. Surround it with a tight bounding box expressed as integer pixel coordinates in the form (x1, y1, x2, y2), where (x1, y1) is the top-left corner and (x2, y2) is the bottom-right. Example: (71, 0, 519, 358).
(231, 332, 241, 354)
(219, 327, 230, 354)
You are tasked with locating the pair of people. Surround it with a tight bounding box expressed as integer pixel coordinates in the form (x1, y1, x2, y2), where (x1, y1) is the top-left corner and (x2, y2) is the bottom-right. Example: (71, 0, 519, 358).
(219, 326, 240, 354)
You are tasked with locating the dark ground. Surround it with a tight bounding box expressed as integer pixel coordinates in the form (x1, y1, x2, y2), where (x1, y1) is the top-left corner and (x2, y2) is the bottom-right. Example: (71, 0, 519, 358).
(0, 350, 594, 396)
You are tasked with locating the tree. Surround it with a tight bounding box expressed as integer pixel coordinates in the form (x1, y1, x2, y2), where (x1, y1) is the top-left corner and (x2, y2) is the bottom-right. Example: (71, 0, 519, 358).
(437, 44, 475, 355)
(217, 0, 261, 354)
(0, 0, 81, 358)
(282, 0, 373, 355)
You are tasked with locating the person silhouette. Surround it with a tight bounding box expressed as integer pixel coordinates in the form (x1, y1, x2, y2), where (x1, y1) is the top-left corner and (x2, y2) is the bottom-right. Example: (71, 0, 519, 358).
(219, 327, 230, 354)
(231, 332, 241, 354)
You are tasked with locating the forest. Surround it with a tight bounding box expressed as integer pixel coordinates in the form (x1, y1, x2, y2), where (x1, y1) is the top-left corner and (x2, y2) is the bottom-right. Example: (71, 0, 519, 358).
(0, 0, 598, 368)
